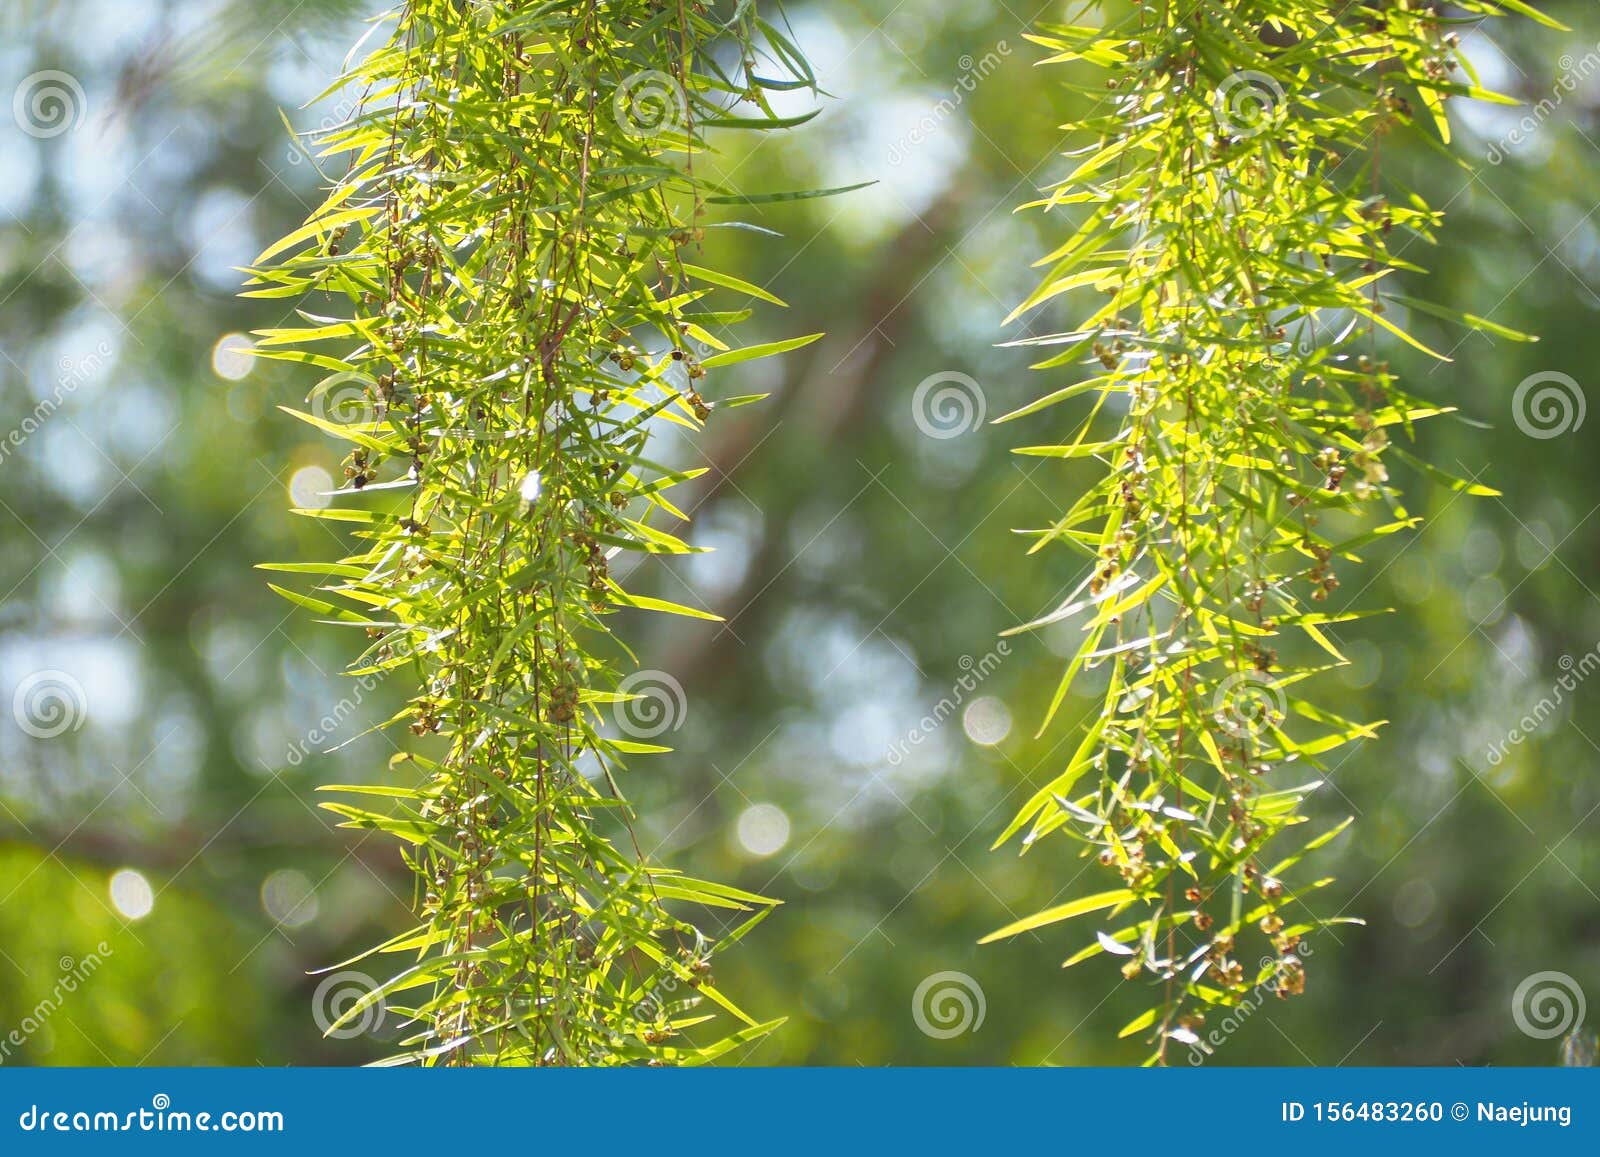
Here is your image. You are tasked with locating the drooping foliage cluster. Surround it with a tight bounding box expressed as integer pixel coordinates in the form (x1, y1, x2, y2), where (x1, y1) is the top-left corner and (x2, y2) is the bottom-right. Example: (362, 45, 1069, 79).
(241, 0, 1560, 1067)
(985, 0, 1555, 1062)
(246, 0, 829, 1065)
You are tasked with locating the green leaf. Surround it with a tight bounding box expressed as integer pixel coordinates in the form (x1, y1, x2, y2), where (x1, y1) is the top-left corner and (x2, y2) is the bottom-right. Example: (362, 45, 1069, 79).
(705, 181, 875, 205)
(700, 332, 824, 368)
(979, 890, 1136, 943)
(1384, 293, 1537, 342)
(677, 262, 787, 306)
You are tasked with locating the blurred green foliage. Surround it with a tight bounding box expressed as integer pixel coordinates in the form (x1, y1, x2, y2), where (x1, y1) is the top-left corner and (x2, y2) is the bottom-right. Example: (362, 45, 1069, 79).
(0, 0, 1597, 1066)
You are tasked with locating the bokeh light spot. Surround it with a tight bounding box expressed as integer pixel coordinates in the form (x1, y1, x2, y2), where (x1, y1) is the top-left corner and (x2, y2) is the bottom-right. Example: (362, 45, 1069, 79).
(211, 333, 255, 380)
(289, 465, 334, 509)
(261, 869, 319, 928)
(962, 696, 1012, 746)
(109, 868, 153, 920)
(736, 803, 790, 858)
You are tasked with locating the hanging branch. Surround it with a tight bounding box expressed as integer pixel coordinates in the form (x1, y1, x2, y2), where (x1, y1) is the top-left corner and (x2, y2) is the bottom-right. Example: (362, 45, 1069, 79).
(247, 0, 836, 1066)
(986, 0, 1557, 1063)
